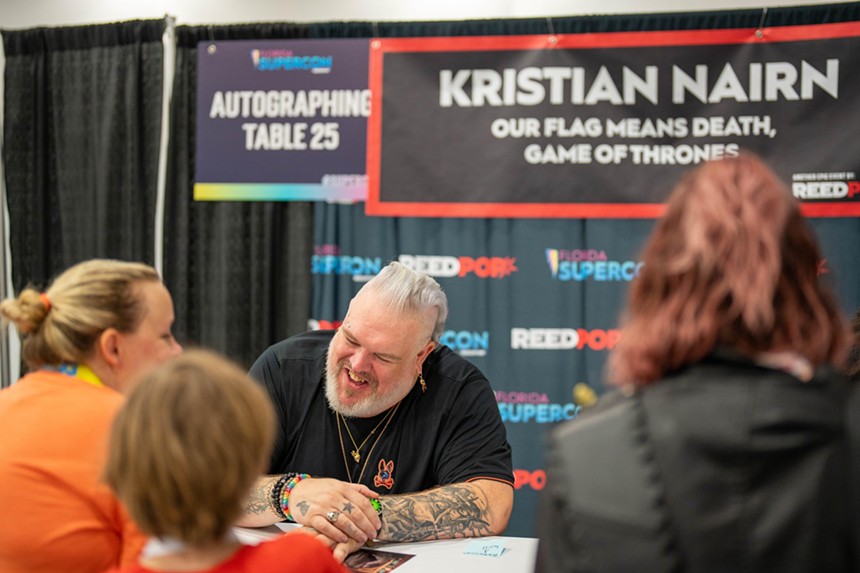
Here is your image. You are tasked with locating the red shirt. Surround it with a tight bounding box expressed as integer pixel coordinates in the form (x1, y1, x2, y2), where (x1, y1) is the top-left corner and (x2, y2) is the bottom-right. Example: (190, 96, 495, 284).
(104, 533, 347, 573)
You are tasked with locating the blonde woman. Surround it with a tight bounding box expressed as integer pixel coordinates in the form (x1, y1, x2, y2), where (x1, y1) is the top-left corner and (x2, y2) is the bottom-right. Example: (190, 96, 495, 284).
(0, 259, 182, 573)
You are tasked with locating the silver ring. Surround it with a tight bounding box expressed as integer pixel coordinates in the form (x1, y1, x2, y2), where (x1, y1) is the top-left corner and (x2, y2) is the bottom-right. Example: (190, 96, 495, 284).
(326, 510, 340, 523)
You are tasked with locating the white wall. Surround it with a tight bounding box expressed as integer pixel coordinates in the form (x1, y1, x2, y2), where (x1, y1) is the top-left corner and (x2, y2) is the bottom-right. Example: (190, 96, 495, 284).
(1, 0, 856, 29)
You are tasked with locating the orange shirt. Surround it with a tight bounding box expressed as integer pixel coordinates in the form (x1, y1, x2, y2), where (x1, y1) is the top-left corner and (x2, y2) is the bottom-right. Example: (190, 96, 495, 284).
(0, 369, 145, 573)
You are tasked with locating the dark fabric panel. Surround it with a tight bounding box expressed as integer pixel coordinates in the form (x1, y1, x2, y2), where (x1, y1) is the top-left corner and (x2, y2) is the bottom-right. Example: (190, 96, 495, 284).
(162, 42, 313, 370)
(2, 20, 165, 54)
(2, 20, 164, 292)
(174, 1, 860, 47)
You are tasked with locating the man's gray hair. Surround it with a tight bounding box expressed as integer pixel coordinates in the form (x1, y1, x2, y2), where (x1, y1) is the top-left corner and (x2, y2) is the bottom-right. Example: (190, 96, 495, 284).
(360, 261, 448, 343)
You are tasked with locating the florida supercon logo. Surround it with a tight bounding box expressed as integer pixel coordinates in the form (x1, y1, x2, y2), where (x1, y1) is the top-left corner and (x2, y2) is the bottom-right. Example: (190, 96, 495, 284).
(311, 245, 381, 282)
(546, 248, 641, 281)
(496, 391, 581, 424)
(251, 49, 333, 73)
(440, 330, 489, 357)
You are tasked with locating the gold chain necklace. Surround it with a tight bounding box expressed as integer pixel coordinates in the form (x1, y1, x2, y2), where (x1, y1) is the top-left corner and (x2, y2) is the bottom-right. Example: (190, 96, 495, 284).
(337, 402, 401, 484)
(339, 408, 393, 463)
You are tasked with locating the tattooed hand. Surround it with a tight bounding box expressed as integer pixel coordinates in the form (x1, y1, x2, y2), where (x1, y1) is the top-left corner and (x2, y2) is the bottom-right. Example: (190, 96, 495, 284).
(288, 477, 381, 546)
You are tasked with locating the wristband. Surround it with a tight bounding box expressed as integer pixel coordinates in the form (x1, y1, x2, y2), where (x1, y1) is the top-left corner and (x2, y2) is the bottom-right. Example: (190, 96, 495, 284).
(268, 474, 293, 520)
(369, 498, 382, 515)
(280, 473, 310, 521)
(366, 498, 383, 546)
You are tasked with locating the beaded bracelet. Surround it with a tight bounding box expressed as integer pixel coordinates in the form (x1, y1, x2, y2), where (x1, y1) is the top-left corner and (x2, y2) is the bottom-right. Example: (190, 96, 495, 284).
(268, 474, 294, 520)
(280, 473, 311, 521)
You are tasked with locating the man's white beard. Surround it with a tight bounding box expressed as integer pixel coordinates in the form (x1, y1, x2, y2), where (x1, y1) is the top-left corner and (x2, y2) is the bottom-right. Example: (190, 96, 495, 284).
(324, 342, 413, 418)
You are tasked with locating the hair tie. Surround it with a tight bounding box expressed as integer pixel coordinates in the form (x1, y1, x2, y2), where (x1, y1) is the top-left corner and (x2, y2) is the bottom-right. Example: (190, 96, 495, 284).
(39, 293, 52, 313)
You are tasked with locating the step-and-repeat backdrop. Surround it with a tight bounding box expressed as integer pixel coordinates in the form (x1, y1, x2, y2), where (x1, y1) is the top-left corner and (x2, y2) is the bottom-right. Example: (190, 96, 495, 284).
(308, 207, 860, 537)
(197, 25, 860, 537)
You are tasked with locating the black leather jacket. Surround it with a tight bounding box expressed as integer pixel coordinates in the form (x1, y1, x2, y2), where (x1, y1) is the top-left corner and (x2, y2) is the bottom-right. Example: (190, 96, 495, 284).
(536, 352, 860, 573)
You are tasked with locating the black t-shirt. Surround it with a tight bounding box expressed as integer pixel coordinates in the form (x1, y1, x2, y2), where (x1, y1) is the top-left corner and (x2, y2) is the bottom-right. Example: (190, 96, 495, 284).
(249, 330, 514, 494)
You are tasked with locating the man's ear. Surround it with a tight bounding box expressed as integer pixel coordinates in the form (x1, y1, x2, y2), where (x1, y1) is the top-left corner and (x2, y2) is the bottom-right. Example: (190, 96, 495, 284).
(416, 340, 435, 372)
(98, 328, 122, 368)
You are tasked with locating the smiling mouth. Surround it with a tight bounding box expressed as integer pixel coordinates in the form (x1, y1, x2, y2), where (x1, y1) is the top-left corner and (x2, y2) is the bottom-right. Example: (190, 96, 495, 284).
(346, 368, 368, 384)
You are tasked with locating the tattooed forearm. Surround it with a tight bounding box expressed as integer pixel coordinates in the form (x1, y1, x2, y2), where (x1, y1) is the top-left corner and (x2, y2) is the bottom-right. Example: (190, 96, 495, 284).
(243, 475, 279, 517)
(380, 483, 493, 542)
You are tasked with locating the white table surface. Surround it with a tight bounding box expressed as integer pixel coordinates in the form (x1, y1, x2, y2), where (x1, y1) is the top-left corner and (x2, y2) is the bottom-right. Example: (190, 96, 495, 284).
(234, 524, 538, 573)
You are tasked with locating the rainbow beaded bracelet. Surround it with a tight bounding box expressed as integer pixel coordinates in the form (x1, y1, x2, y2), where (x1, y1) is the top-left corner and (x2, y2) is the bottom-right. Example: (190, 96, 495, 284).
(280, 473, 310, 521)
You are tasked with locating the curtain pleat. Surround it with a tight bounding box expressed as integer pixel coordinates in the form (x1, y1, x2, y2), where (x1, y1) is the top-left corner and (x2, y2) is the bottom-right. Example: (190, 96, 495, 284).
(163, 29, 313, 369)
(2, 20, 164, 291)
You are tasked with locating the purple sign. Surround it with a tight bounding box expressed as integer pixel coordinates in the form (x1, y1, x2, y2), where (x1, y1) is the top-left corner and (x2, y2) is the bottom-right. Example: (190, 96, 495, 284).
(195, 39, 370, 201)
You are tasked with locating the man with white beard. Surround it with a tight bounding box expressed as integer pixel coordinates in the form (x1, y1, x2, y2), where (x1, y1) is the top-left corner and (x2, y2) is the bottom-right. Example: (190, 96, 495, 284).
(240, 262, 513, 562)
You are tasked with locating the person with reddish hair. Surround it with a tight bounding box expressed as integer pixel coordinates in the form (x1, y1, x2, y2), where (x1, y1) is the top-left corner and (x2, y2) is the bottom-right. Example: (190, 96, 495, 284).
(536, 153, 858, 573)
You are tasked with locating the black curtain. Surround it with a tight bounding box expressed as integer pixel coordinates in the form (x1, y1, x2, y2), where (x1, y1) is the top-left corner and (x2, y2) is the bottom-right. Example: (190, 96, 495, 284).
(2, 20, 165, 291)
(175, 2, 860, 41)
(165, 27, 317, 369)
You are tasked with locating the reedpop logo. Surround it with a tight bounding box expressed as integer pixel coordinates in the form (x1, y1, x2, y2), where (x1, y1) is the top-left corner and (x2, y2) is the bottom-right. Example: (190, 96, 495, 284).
(308, 319, 343, 331)
(511, 328, 620, 351)
(792, 171, 860, 200)
(399, 254, 517, 279)
(514, 469, 546, 491)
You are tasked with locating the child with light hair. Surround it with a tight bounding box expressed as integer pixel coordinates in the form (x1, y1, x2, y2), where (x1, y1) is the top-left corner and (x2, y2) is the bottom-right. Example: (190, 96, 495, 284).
(103, 349, 345, 573)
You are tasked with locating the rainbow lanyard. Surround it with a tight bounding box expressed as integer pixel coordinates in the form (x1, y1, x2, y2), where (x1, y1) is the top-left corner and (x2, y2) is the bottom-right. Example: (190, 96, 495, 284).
(45, 363, 104, 387)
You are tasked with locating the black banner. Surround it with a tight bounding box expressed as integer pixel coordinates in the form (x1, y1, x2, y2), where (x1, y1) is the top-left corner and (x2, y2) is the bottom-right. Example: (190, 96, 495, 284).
(367, 25, 860, 217)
